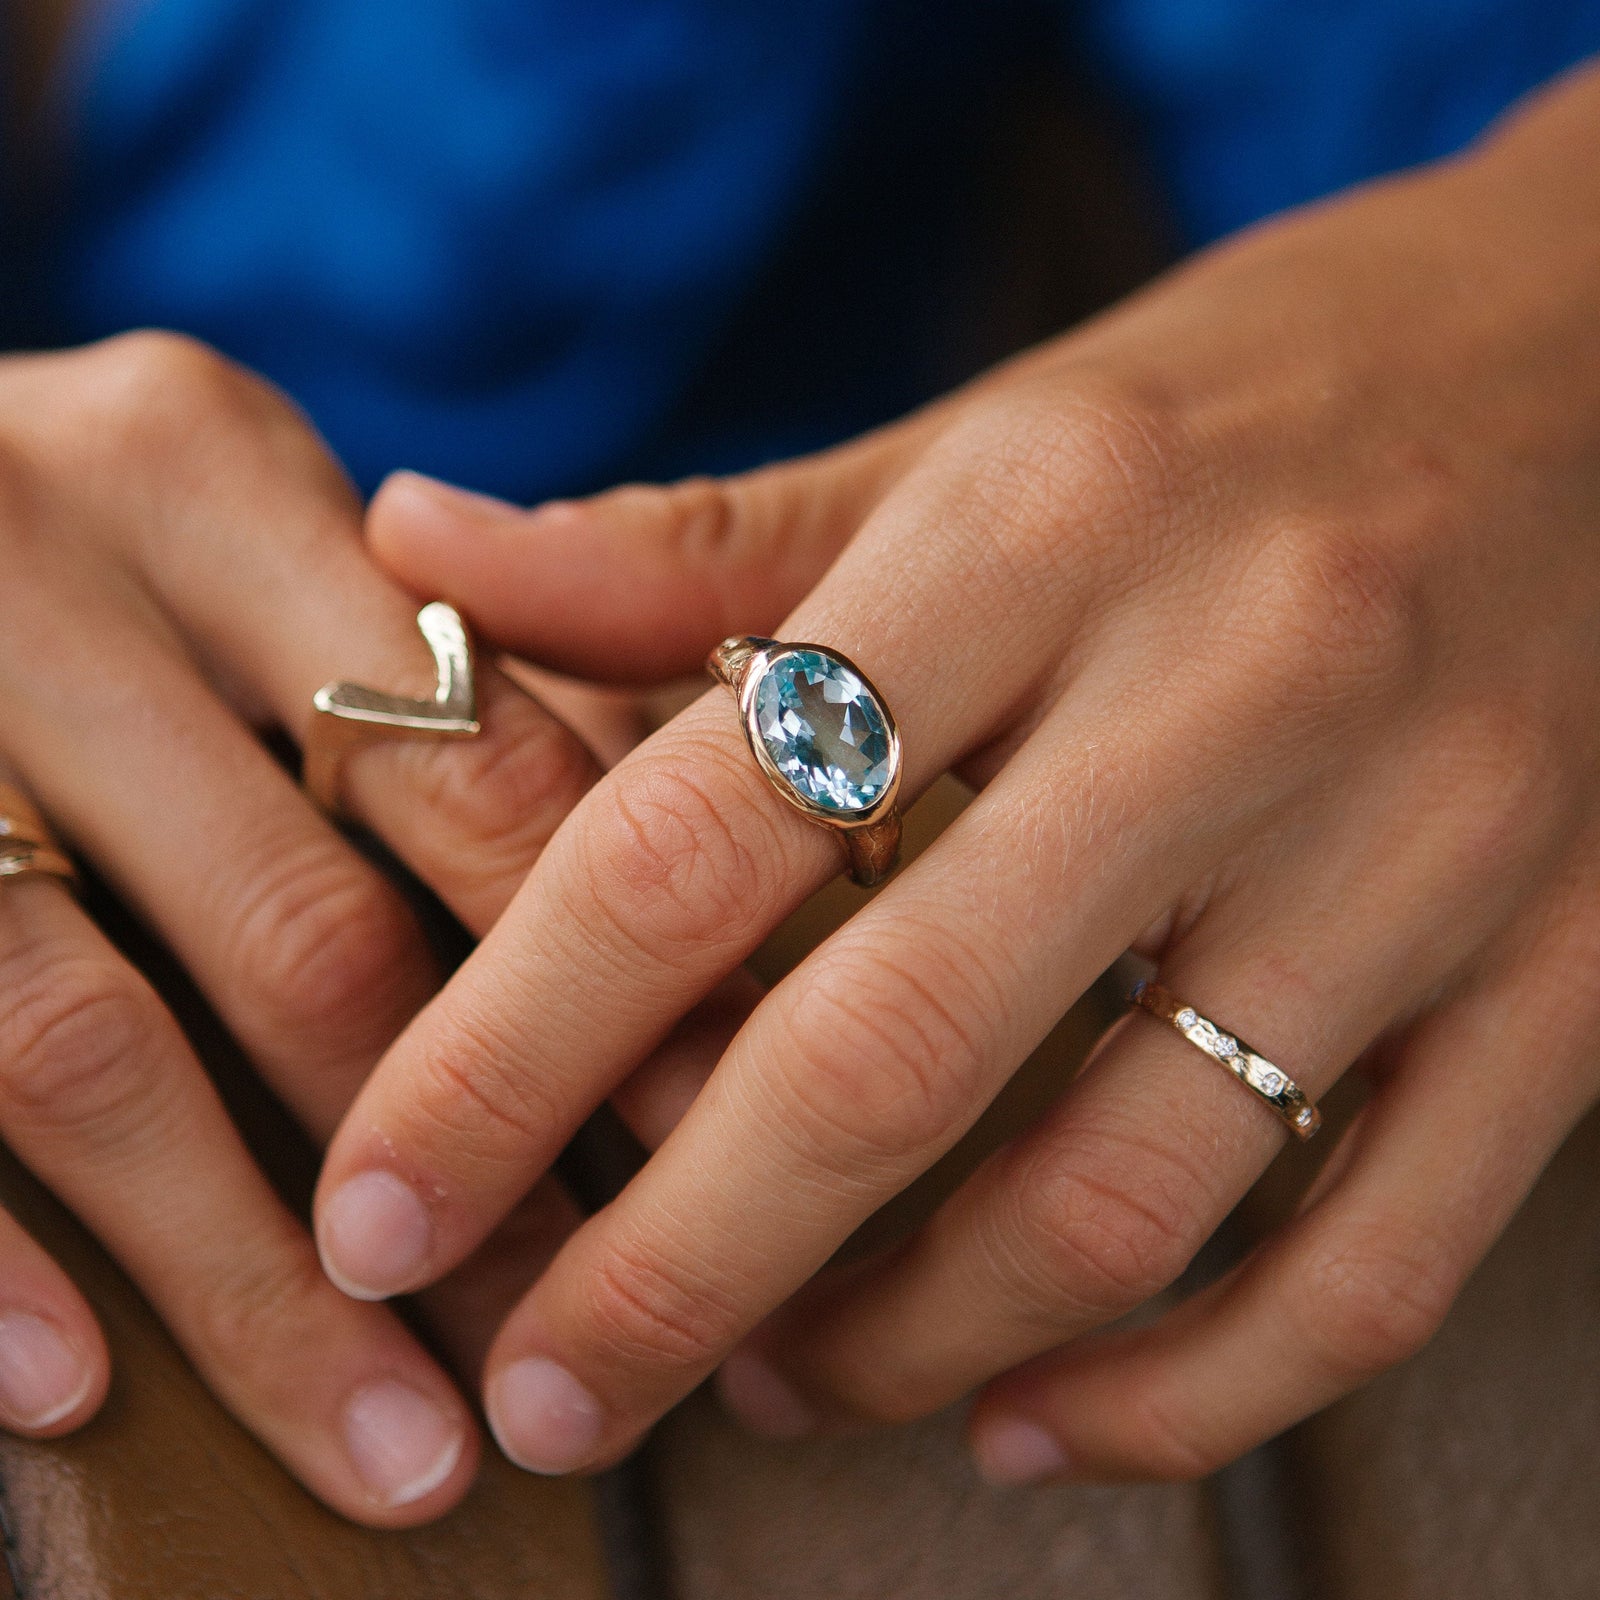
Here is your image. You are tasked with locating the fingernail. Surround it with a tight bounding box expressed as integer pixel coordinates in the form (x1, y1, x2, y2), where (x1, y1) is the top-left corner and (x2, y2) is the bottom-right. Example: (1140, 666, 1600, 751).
(318, 1171, 432, 1300)
(488, 1357, 605, 1474)
(715, 1348, 817, 1441)
(0, 1313, 91, 1429)
(383, 470, 522, 520)
(343, 1377, 466, 1508)
(971, 1416, 1070, 1487)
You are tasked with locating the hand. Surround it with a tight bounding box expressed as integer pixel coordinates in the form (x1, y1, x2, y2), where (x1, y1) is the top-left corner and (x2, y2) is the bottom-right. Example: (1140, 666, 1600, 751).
(0, 331, 661, 1523)
(319, 65, 1600, 1485)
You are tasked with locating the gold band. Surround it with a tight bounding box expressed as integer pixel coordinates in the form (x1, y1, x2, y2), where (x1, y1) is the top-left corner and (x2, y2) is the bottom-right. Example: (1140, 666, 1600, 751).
(0, 783, 78, 890)
(304, 601, 482, 815)
(1131, 980, 1321, 1141)
(709, 635, 902, 888)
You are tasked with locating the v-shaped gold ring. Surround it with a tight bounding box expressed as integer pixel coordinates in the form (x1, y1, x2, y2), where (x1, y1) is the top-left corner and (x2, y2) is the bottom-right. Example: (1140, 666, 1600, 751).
(304, 601, 482, 814)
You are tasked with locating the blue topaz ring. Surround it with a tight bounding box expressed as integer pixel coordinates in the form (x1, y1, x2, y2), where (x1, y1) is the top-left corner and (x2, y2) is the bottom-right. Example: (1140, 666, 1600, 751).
(1131, 980, 1321, 1141)
(708, 636, 902, 887)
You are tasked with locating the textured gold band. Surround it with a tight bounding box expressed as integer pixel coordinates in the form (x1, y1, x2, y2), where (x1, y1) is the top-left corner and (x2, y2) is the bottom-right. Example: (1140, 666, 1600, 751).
(0, 783, 78, 890)
(304, 601, 482, 815)
(1131, 980, 1321, 1141)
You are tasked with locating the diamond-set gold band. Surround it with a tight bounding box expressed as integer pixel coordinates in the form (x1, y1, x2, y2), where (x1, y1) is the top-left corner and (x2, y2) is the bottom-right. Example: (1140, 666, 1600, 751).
(0, 784, 78, 890)
(1130, 979, 1321, 1141)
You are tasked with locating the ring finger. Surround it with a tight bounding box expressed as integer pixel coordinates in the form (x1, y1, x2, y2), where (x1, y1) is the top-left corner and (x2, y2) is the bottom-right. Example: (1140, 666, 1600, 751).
(967, 870, 1600, 1481)
(746, 752, 1548, 1431)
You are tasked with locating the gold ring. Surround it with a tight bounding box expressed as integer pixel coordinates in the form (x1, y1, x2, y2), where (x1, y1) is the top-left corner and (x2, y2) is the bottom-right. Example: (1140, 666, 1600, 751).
(1130, 979, 1321, 1140)
(304, 601, 482, 815)
(0, 783, 78, 889)
(708, 636, 902, 887)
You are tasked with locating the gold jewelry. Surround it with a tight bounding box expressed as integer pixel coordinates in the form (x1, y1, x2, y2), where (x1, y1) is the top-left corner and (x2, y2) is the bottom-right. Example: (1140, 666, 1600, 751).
(1130, 980, 1321, 1140)
(708, 636, 902, 887)
(0, 784, 78, 889)
(304, 601, 481, 815)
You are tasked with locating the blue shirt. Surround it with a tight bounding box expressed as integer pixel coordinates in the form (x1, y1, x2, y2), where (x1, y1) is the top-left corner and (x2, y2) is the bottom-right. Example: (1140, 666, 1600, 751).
(7, 1, 1599, 499)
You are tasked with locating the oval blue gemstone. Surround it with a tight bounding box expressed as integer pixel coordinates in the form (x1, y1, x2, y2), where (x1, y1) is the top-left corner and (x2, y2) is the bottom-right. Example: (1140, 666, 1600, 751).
(752, 648, 893, 812)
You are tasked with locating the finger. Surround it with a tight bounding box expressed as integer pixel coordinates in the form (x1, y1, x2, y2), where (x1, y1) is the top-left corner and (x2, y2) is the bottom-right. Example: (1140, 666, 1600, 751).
(608, 968, 766, 1145)
(0, 597, 437, 1141)
(966, 884, 1600, 1483)
(117, 443, 604, 939)
(745, 742, 1543, 1429)
(0, 875, 476, 1524)
(473, 687, 1536, 1472)
(414, 972, 756, 1387)
(313, 393, 1129, 1304)
(364, 413, 933, 682)
(0, 1179, 108, 1434)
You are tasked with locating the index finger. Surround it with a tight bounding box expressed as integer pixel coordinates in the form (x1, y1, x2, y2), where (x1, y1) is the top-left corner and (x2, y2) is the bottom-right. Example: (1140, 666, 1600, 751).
(312, 430, 1081, 1302)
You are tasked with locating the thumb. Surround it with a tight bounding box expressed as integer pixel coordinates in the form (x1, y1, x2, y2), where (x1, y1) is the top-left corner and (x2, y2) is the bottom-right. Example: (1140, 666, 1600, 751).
(365, 424, 924, 683)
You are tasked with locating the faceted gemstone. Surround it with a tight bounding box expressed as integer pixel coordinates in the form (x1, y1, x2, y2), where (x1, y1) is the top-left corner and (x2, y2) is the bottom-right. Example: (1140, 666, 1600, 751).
(752, 648, 893, 812)
(1175, 1008, 1198, 1030)
(1257, 1069, 1285, 1096)
(1213, 1035, 1239, 1060)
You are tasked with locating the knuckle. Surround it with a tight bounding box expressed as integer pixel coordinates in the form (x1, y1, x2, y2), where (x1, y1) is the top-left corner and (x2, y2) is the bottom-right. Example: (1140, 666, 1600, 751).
(91, 329, 250, 431)
(774, 944, 990, 1169)
(596, 475, 768, 573)
(1117, 1385, 1226, 1482)
(186, 1243, 332, 1378)
(652, 476, 740, 564)
(579, 1235, 738, 1374)
(1428, 700, 1568, 876)
(75, 331, 334, 504)
(406, 696, 593, 877)
(410, 1009, 567, 1160)
(582, 749, 781, 958)
(659, 471, 806, 583)
(225, 842, 427, 1043)
(1238, 517, 1426, 703)
(1297, 1233, 1457, 1379)
(962, 379, 1197, 565)
(1004, 1128, 1208, 1318)
(0, 951, 170, 1141)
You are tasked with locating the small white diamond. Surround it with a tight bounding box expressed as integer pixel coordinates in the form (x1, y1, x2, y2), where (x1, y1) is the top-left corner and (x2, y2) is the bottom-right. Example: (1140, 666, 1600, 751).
(1295, 1107, 1314, 1127)
(1214, 1035, 1238, 1059)
(1257, 1069, 1285, 1095)
(1175, 1008, 1198, 1029)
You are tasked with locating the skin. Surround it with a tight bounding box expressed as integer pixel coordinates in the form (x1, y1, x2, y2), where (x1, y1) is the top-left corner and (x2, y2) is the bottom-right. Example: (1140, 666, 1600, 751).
(309, 59, 1600, 1491)
(0, 332, 753, 1521)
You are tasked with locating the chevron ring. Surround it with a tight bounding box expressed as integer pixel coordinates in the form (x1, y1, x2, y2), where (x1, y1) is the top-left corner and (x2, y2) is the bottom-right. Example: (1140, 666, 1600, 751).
(303, 601, 482, 815)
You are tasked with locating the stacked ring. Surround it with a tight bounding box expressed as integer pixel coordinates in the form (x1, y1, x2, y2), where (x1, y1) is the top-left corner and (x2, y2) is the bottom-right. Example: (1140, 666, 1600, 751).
(0, 783, 78, 889)
(1131, 979, 1321, 1141)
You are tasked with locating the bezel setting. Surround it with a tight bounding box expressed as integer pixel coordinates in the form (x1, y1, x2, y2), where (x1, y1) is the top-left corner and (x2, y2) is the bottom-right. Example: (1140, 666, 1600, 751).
(731, 639, 903, 834)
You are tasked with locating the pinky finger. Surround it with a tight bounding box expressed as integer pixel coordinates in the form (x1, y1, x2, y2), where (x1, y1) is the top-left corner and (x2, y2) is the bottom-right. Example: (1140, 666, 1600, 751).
(968, 905, 1600, 1485)
(0, 1204, 106, 1435)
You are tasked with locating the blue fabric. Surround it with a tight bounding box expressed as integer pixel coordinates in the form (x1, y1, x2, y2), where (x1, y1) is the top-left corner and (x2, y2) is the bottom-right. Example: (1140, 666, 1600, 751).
(10, 1, 1600, 500)
(32, 1, 874, 494)
(1082, 0, 1600, 242)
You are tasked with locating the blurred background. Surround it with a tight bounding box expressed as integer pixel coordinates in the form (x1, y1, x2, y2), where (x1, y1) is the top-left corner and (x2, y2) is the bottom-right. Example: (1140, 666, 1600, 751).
(4, 4, 1600, 1597)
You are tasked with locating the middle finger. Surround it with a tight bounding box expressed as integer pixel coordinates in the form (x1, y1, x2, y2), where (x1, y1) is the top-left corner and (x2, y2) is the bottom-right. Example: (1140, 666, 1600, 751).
(311, 412, 1108, 1301)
